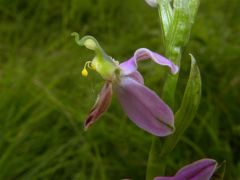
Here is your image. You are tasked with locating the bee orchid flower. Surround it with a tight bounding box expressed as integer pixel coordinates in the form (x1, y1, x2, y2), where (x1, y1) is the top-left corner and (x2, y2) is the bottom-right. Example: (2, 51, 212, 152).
(71, 33, 179, 137)
(154, 158, 218, 180)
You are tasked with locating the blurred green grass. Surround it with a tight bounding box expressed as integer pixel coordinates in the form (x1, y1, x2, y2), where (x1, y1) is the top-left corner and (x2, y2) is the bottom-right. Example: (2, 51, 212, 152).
(0, 0, 239, 179)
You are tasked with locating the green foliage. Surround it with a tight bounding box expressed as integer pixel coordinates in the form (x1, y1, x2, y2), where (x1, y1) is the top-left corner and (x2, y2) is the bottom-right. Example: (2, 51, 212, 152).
(159, 0, 200, 107)
(0, 0, 239, 179)
(161, 54, 201, 156)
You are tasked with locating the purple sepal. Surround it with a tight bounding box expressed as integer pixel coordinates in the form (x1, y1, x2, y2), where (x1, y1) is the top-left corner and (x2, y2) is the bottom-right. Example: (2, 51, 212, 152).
(120, 48, 179, 75)
(84, 82, 112, 130)
(114, 77, 174, 136)
(154, 159, 218, 180)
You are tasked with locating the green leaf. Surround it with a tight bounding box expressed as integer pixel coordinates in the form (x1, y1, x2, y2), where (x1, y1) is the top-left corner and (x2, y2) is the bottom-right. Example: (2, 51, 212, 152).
(164, 0, 200, 65)
(157, 0, 173, 38)
(160, 54, 201, 156)
(160, 0, 200, 107)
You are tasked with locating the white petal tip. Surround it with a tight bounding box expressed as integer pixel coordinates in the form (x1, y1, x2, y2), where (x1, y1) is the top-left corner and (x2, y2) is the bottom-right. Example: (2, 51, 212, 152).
(145, 0, 158, 7)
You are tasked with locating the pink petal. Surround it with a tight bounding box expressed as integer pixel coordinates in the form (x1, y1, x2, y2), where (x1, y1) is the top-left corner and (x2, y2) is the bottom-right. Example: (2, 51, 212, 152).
(84, 82, 112, 130)
(154, 159, 218, 180)
(114, 77, 174, 136)
(175, 159, 217, 180)
(120, 48, 179, 75)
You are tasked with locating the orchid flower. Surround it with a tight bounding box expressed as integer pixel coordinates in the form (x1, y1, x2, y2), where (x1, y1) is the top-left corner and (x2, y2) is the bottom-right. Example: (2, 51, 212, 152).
(71, 33, 179, 137)
(154, 159, 218, 180)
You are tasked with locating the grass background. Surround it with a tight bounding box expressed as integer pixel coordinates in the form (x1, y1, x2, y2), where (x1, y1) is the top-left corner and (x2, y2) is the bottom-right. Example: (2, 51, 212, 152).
(0, 0, 239, 179)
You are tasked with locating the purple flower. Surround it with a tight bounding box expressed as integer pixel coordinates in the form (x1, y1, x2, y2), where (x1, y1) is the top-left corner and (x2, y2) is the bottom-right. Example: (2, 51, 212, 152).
(154, 159, 218, 180)
(71, 34, 179, 136)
